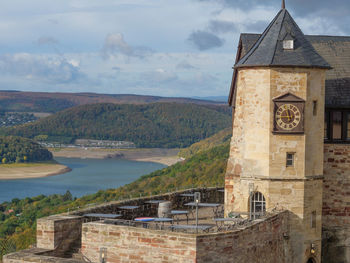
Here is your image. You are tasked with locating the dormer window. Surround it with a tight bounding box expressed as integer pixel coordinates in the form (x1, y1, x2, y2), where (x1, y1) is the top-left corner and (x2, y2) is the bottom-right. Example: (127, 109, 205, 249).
(283, 33, 294, 50)
(283, 39, 294, 50)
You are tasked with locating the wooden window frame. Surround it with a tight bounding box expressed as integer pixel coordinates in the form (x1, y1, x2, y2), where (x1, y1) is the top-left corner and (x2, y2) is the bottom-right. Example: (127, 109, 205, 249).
(286, 152, 295, 167)
(325, 108, 350, 144)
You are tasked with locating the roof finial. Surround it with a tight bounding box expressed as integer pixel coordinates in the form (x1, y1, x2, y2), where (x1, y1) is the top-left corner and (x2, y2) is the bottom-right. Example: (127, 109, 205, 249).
(282, 0, 286, 9)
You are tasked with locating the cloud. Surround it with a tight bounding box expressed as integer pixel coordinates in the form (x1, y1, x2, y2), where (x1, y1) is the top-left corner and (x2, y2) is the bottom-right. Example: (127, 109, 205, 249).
(36, 36, 59, 46)
(244, 20, 266, 32)
(101, 33, 153, 60)
(188, 30, 224, 50)
(291, 0, 350, 17)
(142, 68, 178, 83)
(195, 0, 273, 9)
(0, 53, 85, 84)
(176, 61, 197, 70)
(195, 0, 350, 34)
(208, 20, 238, 34)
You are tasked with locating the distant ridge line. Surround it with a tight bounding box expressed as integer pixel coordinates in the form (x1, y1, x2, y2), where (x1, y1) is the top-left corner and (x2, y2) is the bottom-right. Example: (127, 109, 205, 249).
(0, 91, 226, 113)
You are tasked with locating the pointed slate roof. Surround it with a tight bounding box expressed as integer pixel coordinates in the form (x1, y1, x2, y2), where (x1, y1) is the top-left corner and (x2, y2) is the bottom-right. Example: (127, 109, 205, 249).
(235, 8, 331, 69)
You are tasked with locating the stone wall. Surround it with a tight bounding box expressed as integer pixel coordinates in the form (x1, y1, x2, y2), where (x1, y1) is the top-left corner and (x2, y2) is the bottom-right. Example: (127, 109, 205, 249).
(11, 188, 221, 260)
(80, 212, 289, 263)
(81, 223, 197, 263)
(322, 144, 350, 262)
(196, 211, 290, 263)
(36, 215, 83, 257)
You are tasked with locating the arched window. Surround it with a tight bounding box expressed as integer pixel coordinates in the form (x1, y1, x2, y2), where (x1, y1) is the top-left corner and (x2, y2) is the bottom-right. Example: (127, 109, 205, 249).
(249, 192, 266, 219)
(307, 258, 316, 263)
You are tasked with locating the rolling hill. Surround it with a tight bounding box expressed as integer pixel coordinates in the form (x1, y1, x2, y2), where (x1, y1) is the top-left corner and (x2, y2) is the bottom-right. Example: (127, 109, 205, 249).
(0, 91, 225, 113)
(2, 103, 231, 148)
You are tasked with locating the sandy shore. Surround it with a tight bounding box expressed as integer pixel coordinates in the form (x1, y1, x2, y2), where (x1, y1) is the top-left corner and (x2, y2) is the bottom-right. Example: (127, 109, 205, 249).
(0, 148, 181, 180)
(50, 147, 182, 166)
(0, 164, 71, 180)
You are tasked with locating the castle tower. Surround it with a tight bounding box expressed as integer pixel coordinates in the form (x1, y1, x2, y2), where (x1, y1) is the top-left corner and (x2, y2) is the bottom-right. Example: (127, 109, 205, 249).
(225, 5, 331, 263)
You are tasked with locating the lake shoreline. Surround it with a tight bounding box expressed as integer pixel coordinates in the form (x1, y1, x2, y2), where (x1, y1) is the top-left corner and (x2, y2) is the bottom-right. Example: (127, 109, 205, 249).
(0, 157, 165, 203)
(0, 164, 72, 180)
(50, 147, 182, 166)
(0, 148, 181, 180)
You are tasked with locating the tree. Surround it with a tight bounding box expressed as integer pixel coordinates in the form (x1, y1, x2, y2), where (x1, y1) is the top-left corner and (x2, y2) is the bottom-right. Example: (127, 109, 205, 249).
(62, 191, 73, 202)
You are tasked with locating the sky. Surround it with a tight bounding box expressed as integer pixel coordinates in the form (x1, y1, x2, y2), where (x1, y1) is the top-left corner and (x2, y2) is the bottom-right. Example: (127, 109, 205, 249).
(0, 0, 349, 98)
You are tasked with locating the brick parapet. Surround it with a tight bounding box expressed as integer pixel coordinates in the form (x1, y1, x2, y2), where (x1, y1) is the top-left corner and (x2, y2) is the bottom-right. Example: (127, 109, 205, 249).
(81, 211, 290, 263)
(19, 187, 222, 261)
(81, 223, 197, 262)
(196, 211, 290, 263)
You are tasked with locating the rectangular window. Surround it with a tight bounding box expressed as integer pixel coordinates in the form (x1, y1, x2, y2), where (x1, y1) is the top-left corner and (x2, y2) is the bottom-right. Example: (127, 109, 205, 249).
(286, 153, 294, 167)
(283, 40, 294, 50)
(313, 101, 317, 116)
(332, 111, 342, 140)
(311, 211, 316, 228)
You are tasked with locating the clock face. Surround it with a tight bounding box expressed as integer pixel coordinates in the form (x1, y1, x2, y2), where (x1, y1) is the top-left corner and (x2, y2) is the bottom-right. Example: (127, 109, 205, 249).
(275, 103, 301, 131)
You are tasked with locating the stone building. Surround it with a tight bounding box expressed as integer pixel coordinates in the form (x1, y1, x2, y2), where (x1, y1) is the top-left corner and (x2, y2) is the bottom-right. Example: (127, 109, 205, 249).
(225, 2, 350, 263)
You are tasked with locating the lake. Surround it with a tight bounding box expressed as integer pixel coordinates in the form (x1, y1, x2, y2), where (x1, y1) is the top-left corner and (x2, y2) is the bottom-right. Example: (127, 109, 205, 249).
(0, 157, 166, 203)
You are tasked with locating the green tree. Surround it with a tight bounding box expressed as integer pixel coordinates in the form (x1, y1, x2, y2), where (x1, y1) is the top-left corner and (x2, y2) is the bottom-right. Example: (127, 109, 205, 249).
(62, 191, 73, 202)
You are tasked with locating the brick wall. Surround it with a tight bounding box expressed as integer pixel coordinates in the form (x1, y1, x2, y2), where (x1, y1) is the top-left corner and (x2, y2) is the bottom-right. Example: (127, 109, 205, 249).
(196, 212, 290, 263)
(36, 215, 83, 257)
(323, 144, 350, 225)
(81, 212, 290, 263)
(322, 144, 350, 262)
(81, 223, 197, 263)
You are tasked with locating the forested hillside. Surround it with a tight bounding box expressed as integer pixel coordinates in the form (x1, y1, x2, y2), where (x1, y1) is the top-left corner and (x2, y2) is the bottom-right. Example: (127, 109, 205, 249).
(2, 103, 231, 148)
(0, 136, 52, 164)
(179, 127, 231, 158)
(0, 139, 229, 256)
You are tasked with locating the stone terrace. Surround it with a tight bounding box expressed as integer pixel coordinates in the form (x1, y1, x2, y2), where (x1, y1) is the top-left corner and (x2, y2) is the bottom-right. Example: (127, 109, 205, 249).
(4, 188, 291, 263)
